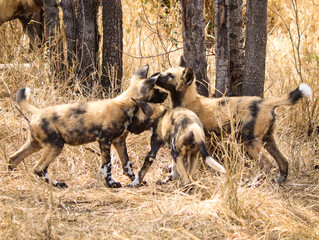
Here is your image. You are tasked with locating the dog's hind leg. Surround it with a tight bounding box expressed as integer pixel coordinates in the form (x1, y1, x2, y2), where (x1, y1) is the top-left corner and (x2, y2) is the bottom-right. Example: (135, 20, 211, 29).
(263, 133, 288, 184)
(9, 135, 42, 170)
(99, 141, 122, 188)
(112, 133, 135, 181)
(175, 154, 192, 186)
(34, 145, 67, 188)
(188, 151, 199, 182)
(175, 154, 196, 194)
(244, 140, 273, 174)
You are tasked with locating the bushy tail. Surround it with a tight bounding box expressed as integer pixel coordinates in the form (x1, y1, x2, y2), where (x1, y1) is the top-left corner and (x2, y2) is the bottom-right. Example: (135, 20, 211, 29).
(16, 88, 39, 114)
(197, 141, 226, 173)
(265, 83, 312, 108)
(190, 124, 226, 173)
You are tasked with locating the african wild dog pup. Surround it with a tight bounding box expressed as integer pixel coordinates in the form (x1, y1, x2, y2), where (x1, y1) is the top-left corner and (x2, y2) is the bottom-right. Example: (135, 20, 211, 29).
(127, 101, 226, 188)
(155, 56, 312, 184)
(8, 66, 168, 188)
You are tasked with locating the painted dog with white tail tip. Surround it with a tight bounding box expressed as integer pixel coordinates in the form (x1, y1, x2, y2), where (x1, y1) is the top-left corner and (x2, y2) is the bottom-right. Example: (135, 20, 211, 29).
(155, 56, 312, 184)
(8, 66, 168, 188)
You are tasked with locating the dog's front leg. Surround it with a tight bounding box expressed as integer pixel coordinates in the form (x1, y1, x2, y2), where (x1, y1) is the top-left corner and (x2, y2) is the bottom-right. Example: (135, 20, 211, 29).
(127, 135, 163, 187)
(99, 140, 122, 188)
(112, 133, 135, 181)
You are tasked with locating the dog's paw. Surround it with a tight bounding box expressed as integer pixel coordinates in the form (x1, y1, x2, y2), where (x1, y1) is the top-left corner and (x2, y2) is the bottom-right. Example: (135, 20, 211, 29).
(277, 172, 287, 185)
(127, 174, 135, 181)
(126, 183, 139, 188)
(107, 181, 122, 188)
(157, 177, 173, 185)
(126, 180, 147, 188)
(54, 182, 68, 188)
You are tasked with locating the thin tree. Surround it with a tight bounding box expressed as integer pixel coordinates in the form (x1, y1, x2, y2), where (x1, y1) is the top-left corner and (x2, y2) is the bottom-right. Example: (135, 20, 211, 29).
(60, 0, 77, 67)
(43, 0, 63, 72)
(77, 0, 99, 93)
(101, 0, 123, 97)
(180, 0, 208, 97)
(229, 0, 244, 96)
(243, 0, 268, 98)
(214, 0, 230, 98)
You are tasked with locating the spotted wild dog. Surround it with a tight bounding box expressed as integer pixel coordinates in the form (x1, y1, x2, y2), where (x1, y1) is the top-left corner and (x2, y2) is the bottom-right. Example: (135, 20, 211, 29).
(155, 57, 312, 184)
(127, 100, 226, 188)
(8, 66, 168, 188)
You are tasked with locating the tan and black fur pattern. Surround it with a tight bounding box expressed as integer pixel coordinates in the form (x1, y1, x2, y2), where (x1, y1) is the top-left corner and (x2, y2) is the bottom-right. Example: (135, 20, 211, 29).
(127, 102, 226, 188)
(8, 66, 168, 188)
(155, 57, 312, 184)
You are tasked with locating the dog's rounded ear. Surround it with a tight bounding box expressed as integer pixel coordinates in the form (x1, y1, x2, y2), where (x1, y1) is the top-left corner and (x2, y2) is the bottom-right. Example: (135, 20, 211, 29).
(179, 56, 187, 68)
(138, 74, 160, 96)
(131, 98, 153, 118)
(182, 67, 194, 86)
(135, 65, 149, 79)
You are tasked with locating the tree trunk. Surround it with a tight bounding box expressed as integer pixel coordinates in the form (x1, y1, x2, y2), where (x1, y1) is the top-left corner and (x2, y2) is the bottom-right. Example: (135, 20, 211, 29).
(243, 0, 268, 98)
(180, 0, 208, 97)
(43, 0, 59, 42)
(77, 0, 99, 93)
(229, 0, 244, 96)
(214, 0, 230, 98)
(101, 0, 123, 97)
(43, 0, 63, 72)
(60, 0, 77, 67)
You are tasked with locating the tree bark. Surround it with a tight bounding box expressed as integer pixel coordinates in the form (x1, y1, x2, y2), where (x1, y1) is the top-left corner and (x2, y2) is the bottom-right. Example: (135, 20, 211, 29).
(43, 0, 59, 42)
(243, 0, 268, 98)
(101, 0, 123, 97)
(229, 0, 244, 96)
(77, 0, 99, 93)
(43, 0, 63, 72)
(60, 0, 77, 67)
(214, 0, 230, 98)
(181, 0, 208, 97)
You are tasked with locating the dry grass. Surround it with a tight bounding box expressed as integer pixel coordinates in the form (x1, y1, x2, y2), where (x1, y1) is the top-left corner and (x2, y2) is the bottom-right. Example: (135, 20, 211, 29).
(0, 0, 319, 239)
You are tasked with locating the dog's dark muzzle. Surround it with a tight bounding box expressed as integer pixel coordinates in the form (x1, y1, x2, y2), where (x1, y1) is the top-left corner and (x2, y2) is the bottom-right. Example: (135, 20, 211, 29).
(155, 75, 166, 88)
(149, 88, 168, 103)
(155, 74, 175, 92)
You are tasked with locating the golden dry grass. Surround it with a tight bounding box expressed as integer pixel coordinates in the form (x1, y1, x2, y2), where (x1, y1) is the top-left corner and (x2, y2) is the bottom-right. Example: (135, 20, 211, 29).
(0, 0, 319, 239)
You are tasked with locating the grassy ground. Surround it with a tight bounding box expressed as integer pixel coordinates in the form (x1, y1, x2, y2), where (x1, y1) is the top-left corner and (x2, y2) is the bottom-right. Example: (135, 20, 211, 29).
(0, 0, 319, 239)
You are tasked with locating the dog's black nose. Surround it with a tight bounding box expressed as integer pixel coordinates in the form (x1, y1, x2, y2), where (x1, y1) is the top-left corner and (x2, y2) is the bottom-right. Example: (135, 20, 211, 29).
(149, 88, 168, 103)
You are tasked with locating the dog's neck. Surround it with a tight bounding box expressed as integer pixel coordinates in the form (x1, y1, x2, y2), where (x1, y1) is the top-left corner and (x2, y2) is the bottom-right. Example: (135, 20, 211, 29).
(170, 82, 199, 108)
(114, 85, 137, 103)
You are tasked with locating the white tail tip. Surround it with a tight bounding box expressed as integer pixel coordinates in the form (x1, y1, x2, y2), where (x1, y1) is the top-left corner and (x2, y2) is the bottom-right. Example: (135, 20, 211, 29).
(25, 87, 31, 101)
(299, 83, 312, 100)
(206, 156, 226, 173)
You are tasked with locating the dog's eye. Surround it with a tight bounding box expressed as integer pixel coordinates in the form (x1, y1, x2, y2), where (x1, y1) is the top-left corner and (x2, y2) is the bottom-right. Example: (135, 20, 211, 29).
(168, 73, 175, 79)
